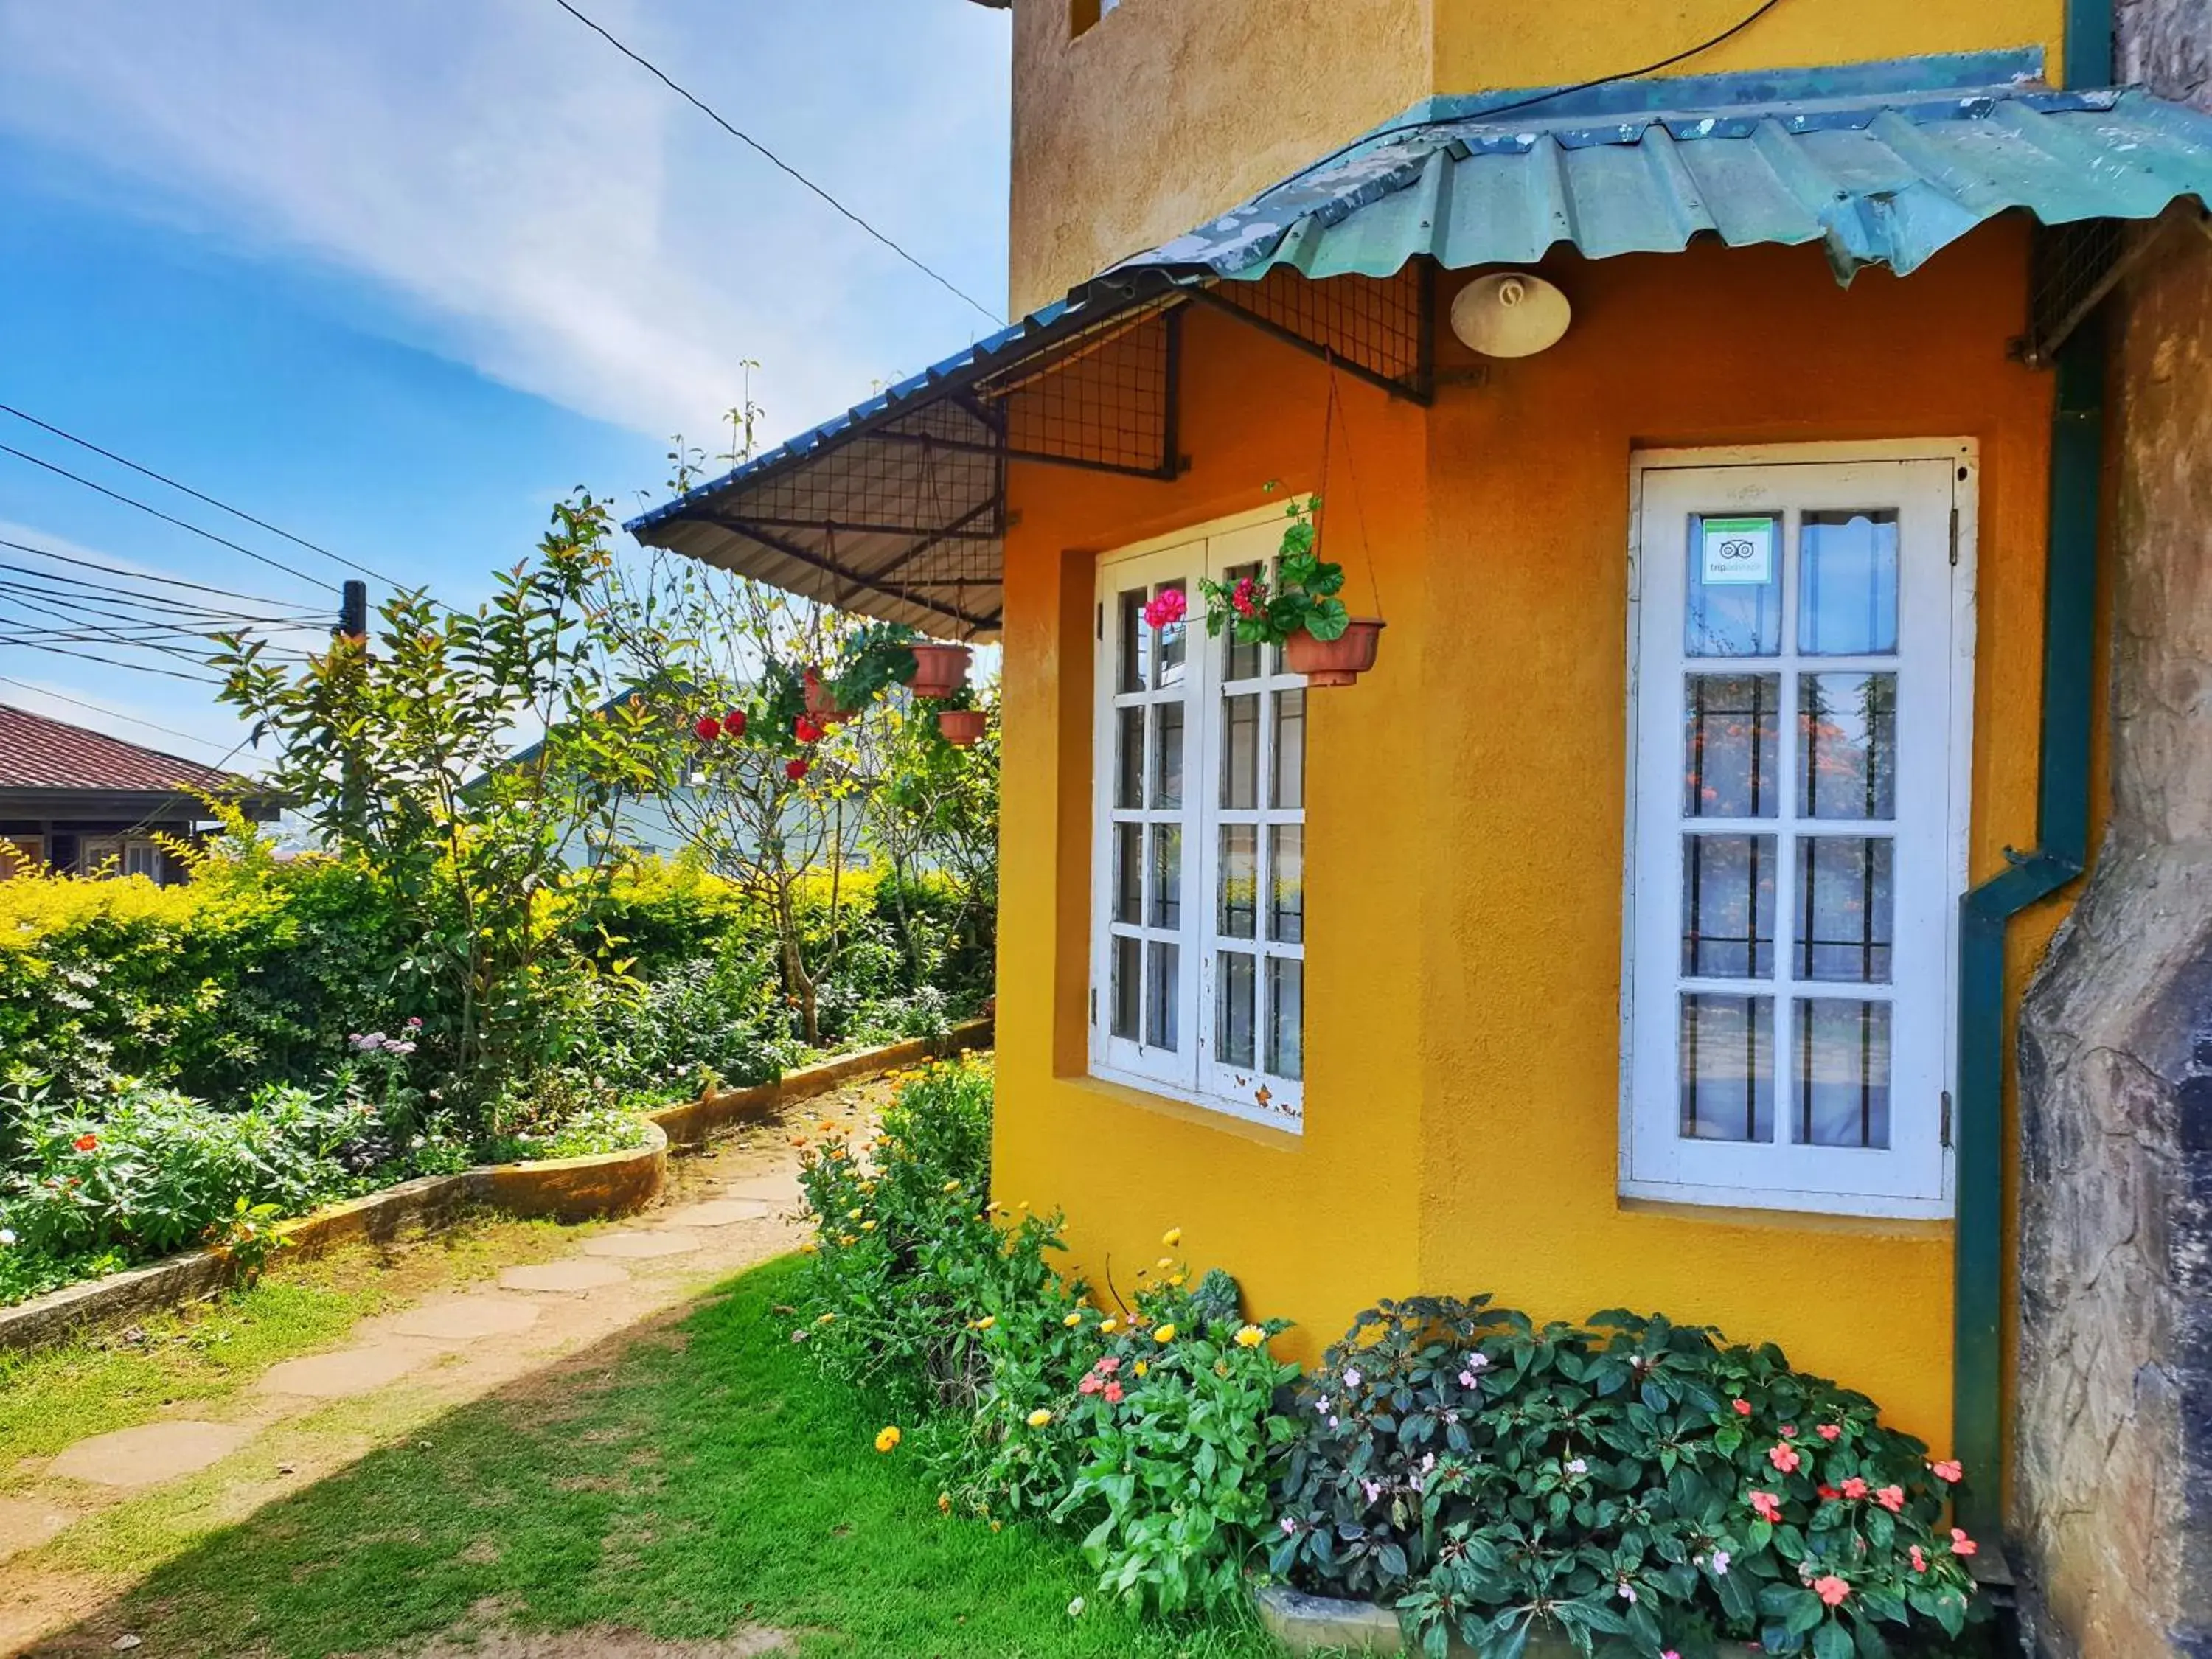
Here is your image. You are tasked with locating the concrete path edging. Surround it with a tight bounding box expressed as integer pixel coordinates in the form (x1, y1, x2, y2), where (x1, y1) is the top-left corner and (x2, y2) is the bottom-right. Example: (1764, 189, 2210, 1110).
(0, 1017, 991, 1354)
(1253, 1584, 1580, 1658)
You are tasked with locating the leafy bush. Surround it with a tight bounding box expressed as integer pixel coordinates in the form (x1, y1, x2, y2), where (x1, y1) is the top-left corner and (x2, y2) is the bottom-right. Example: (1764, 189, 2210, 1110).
(793, 1059, 1298, 1617)
(1270, 1298, 1981, 1659)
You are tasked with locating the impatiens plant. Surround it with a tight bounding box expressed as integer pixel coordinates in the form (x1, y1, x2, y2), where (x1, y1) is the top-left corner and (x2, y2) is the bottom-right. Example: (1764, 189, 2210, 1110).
(1271, 1299, 1981, 1658)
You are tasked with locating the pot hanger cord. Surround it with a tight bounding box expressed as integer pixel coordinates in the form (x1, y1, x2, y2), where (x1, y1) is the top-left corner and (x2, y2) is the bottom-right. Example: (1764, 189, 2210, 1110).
(1321, 353, 1383, 619)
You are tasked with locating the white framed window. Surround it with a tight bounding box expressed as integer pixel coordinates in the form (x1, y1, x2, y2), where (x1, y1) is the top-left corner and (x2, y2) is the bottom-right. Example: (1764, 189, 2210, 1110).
(1623, 445, 1976, 1219)
(124, 840, 163, 883)
(1091, 511, 1307, 1130)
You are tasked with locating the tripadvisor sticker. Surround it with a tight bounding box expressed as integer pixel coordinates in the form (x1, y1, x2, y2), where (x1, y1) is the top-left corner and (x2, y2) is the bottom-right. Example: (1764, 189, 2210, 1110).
(1699, 515, 1776, 585)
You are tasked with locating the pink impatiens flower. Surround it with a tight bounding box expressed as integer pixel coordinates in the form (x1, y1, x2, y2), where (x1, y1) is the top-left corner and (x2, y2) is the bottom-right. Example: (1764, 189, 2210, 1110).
(1731, 1399, 1753, 1416)
(1840, 1477, 1869, 1500)
(1909, 1545, 1929, 1573)
(1875, 1484, 1905, 1513)
(1814, 1575, 1851, 1608)
(1102, 1381, 1124, 1405)
(1767, 1443, 1803, 1474)
(1815, 1424, 1843, 1442)
(1930, 1459, 1964, 1484)
(1950, 1528, 1978, 1557)
(1750, 1490, 1783, 1523)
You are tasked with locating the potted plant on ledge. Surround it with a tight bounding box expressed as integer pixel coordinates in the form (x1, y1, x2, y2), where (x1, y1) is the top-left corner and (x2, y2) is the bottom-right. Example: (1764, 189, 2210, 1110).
(1196, 497, 1383, 687)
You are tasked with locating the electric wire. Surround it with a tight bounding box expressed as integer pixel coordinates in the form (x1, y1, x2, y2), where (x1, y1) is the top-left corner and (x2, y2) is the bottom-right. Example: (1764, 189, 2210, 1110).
(0, 442, 341, 596)
(0, 537, 307, 610)
(0, 639, 224, 684)
(550, 0, 1004, 327)
(0, 675, 237, 752)
(1255, 0, 1792, 202)
(0, 403, 402, 589)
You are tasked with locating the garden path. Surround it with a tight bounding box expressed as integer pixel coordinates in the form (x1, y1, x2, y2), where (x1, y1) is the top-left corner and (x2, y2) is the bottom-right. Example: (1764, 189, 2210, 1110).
(0, 1079, 883, 1658)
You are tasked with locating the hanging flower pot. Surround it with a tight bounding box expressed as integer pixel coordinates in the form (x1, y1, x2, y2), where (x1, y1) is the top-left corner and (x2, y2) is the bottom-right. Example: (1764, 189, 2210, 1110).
(1284, 618, 1386, 688)
(936, 707, 988, 748)
(802, 668, 858, 726)
(905, 642, 974, 700)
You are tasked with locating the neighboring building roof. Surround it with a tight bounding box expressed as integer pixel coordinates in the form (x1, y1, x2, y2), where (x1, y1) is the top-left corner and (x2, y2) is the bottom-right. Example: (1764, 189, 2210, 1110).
(0, 703, 259, 803)
(627, 49, 2212, 632)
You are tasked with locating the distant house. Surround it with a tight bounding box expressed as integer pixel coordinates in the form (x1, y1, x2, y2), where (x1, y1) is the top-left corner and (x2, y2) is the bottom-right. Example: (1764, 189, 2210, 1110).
(0, 703, 279, 884)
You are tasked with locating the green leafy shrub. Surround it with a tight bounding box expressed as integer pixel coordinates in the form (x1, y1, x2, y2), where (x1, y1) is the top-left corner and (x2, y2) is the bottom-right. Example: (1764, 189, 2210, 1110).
(1270, 1298, 1981, 1658)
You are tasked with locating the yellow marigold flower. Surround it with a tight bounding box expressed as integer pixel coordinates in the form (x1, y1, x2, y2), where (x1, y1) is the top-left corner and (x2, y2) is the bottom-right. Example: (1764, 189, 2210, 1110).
(838, 1234, 856, 1246)
(975, 1314, 998, 1332)
(942, 1179, 961, 1193)
(1168, 1272, 1186, 1287)
(1099, 1318, 1120, 1335)
(1026, 1408, 1054, 1428)
(1156, 1256, 1174, 1271)
(1017, 1200, 1032, 1213)
(1134, 1360, 1149, 1377)
(1234, 1324, 1266, 1348)
(799, 1241, 819, 1256)
(874, 1425, 902, 1453)
(846, 1206, 864, 1220)
(860, 1220, 877, 1233)
(1062, 1312, 1083, 1328)
(1161, 1227, 1182, 1248)
(1152, 1324, 1178, 1343)
(817, 1312, 837, 1324)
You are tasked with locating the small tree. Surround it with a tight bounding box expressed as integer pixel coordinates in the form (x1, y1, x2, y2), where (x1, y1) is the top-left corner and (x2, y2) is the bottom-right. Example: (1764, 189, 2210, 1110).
(212, 493, 659, 1122)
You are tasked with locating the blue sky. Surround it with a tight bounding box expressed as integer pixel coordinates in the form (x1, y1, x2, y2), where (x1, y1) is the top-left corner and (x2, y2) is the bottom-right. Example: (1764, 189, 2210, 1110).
(0, 0, 1010, 764)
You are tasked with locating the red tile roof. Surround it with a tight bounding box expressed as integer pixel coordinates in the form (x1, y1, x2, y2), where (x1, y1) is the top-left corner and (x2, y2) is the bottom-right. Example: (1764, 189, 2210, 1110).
(0, 703, 256, 796)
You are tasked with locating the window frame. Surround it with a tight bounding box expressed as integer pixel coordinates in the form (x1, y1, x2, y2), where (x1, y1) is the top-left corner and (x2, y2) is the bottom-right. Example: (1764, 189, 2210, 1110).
(1619, 442, 1979, 1220)
(1089, 505, 1309, 1133)
(0, 835, 43, 880)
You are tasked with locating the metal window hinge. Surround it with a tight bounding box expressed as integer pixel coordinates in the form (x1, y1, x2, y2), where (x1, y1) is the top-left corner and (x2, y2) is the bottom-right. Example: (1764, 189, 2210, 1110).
(1940, 1091, 1954, 1148)
(1096, 602, 1104, 640)
(1090, 987, 1097, 1026)
(1949, 507, 1960, 567)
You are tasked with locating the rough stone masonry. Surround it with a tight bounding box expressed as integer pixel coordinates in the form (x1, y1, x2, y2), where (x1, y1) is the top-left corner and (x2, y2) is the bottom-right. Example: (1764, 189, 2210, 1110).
(2014, 4, 2212, 1655)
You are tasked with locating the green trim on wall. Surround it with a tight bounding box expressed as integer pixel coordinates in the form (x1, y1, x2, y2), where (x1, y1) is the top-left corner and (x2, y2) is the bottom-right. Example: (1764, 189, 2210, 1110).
(2065, 0, 2115, 87)
(1952, 331, 2102, 1539)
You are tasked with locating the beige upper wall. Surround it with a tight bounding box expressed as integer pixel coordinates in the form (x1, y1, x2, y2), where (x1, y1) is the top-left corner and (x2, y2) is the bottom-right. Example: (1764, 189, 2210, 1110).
(1007, 0, 2069, 313)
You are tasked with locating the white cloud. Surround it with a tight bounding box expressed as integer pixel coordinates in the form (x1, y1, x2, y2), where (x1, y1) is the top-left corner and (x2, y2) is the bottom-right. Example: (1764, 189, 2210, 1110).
(0, 0, 1012, 445)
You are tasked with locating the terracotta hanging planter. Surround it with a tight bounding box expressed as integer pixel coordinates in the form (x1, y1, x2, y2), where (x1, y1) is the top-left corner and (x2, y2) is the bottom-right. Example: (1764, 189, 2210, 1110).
(905, 642, 974, 700)
(1284, 619, 1385, 688)
(802, 668, 859, 726)
(936, 708, 988, 748)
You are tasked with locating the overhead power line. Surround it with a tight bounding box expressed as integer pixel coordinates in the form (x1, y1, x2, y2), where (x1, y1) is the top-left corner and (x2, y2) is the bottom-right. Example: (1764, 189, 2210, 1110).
(0, 536, 306, 610)
(0, 674, 238, 752)
(0, 639, 224, 684)
(0, 441, 340, 597)
(0, 403, 402, 589)
(551, 0, 1004, 327)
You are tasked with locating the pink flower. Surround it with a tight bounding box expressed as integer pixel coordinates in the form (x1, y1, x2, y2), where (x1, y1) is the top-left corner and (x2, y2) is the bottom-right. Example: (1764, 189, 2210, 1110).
(1078, 1375, 1102, 1396)
(1102, 1381, 1124, 1405)
(1767, 1444, 1802, 1474)
(1814, 1575, 1851, 1608)
(1815, 1424, 1842, 1441)
(1140, 588, 1187, 629)
(1750, 1490, 1782, 1523)
(1343, 1369, 1362, 1389)
(72, 1133, 98, 1153)
(1875, 1485, 1905, 1513)
(1731, 1399, 1753, 1416)
(1909, 1545, 1929, 1573)
(1930, 1459, 1963, 1484)
(1950, 1528, 1978, 1557)
(1710, 1550, 1731, 1576)
(1096, 1357, 1121, 1374)
(1231, 576, 1262, 618)
(1279, 1516, 1298, 1537)
(1840, 1477, 1868, 1500)
(1780, 1425, 1798, 1439)
(1360, 1478, 1382, 1503)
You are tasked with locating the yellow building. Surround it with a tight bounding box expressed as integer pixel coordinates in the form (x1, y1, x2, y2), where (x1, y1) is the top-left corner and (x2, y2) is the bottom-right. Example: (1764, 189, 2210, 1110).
(632, 0, 2212, 1579)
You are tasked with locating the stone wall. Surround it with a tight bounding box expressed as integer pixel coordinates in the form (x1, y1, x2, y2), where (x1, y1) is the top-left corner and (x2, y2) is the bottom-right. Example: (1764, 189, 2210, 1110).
(2014, 7, 2212, 1652)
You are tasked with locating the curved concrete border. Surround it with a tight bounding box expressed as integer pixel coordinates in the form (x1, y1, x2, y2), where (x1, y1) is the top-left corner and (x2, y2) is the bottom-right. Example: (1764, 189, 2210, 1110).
(1254, 1584, 1575, 1658)
(0, 1017, 992, 1354)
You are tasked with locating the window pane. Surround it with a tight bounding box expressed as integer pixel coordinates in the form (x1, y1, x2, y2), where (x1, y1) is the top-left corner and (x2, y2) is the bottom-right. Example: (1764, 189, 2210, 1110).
(1685, 513, 1781, 658)
(1217, 950, 1256, 1068)
(1113, 823, 1141, 924)
(1116, 707, 1144, 810)
(1220, 826, 1256, 939)
(1266, 956, 1304, 1080)
(1111, 935, 1141, 1039)
(1683, 672, 1779, 818)
(1221, 693, 1259, 809)
(1272, 689, 1306, 810)
(1223, 564, 1262, 682)
(1153, 584, 1187, 688)
(1150, 824, 1182, 928)
(1798, 672, 1896, 821)
(1268, 825, 1304, 944)
(1797, 998, 1891, 1148)
(1681, 832, 1775, 978)
(1795, 836, 1894, 984)
(1679, 992, 1774, 1142)
(1118, 591, 1147, 693)
(1145, 940, 1180, 1051)
(1798, 511, 1899, 656)
(1152, 703, 1184, 808)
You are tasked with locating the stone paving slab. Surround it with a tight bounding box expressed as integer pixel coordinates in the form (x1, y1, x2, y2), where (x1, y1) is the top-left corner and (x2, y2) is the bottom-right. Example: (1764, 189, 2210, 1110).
(499, 1260, 631, 1294)
(47, 1421, 254, 1489)
(0, 1498, 73, 1563)
(389, 1295, 543, 1341)
(582, 1231, 705, 1260)
(257, 1340, 446, 1399)
(719, 1172, 804, 1205)
(655, 1199, 772, 1228)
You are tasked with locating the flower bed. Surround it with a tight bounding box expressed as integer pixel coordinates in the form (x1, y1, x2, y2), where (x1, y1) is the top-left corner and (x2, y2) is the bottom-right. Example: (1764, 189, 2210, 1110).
(789, 1062, 1986, 1658)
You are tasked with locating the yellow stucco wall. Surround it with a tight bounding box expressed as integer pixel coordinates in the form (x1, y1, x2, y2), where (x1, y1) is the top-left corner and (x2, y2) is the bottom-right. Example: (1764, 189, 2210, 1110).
(992, 221, 2062, 1457)
(1008, 0, 2069, 312)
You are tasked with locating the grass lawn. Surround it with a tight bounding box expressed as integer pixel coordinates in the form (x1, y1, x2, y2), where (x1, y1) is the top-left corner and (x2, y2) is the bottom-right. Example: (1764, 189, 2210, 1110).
(35, 1253, 1285, 1659)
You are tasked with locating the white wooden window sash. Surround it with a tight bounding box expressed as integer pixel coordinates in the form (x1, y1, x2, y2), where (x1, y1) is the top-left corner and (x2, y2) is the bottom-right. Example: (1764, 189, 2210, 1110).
(1623, 451, 1975, 1219)
(1091, 518, 1307, 1130)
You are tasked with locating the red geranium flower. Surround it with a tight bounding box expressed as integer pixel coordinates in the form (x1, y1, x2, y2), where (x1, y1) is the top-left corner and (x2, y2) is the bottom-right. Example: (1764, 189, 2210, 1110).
(794, 715, 824, 744)
(723, 709, 747, 738)
(72, 1133, 98, 1153)
(693, 714, 723, 742)
(785, 758, 810, 781)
